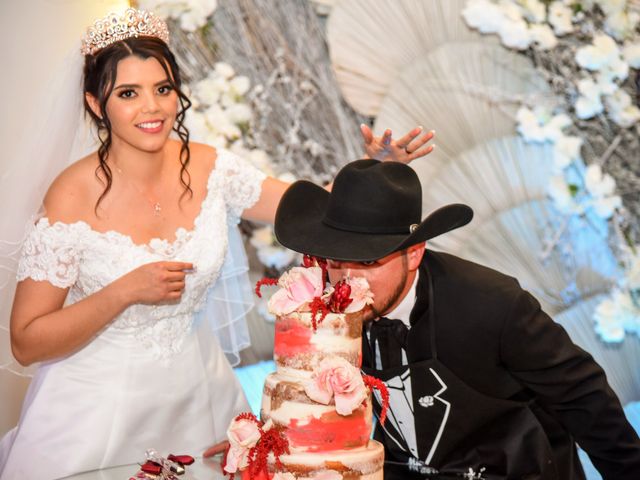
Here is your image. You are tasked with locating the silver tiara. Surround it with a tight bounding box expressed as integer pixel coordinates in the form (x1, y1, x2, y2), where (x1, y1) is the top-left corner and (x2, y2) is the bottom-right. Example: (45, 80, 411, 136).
(80, 8, 170, 56)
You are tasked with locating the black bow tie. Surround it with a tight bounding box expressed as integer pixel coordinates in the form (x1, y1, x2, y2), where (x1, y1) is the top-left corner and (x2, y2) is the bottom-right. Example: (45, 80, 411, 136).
(368, 317, 410, 369)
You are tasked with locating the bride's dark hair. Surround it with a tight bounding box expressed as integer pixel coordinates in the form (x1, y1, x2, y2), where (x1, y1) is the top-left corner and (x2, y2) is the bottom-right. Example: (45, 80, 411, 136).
(83, 36, 192, 212)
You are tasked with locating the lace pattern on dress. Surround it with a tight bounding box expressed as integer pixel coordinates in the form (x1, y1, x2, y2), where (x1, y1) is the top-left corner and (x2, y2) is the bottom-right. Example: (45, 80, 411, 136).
(17, 220, 88, 289)
(215, 149, 267, 221)
(14, 149, 265, 362)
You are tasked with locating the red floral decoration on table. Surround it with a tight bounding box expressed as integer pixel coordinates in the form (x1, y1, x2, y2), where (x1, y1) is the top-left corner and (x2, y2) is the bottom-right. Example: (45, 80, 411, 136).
(137, 452, 194, 478)
(167, 454, 194, 466)
(363, 375, 390, 425)
(309, 296, 330, 331)
(224, 413, 290, 480)
(329, 280, 353, 313)
(255, 277, 278, 298)
(140, 461, 162, 475)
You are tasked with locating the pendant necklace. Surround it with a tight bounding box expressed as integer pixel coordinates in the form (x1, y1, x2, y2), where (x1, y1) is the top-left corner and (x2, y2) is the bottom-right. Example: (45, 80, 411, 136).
(113, 164, 163, 217)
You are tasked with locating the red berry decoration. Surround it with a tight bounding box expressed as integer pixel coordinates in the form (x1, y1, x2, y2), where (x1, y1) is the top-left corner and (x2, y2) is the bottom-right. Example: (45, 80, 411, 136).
(329, 280, 353, 313)
(246, 424, 289, 479)
(363, 375, 390, 425)
(302, 254, 316, 268)
(224, 412, 289, 480)
(309, 297, 330, 331)
(255, 277, 278, 298)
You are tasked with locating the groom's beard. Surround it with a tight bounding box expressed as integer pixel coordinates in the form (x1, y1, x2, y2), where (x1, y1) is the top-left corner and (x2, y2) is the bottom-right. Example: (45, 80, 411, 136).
(365, 256, 408, 323)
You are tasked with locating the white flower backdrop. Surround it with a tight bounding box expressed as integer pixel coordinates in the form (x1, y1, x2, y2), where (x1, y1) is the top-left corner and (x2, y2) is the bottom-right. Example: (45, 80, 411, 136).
(138, 0, 366, 298)
(136, 1, 640, 474)
(460, 0, 640, 343)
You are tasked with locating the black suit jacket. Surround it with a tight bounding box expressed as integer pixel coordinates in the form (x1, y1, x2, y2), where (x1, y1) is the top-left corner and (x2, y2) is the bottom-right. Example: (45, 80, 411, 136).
(366, 250, 640, 480)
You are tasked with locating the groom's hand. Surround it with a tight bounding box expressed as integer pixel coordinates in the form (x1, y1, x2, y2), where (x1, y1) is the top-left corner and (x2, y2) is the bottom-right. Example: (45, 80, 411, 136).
(203, 440, 229, 458)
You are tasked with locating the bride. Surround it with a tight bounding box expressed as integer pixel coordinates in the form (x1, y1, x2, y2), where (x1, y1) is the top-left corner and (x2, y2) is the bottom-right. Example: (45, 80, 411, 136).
(0, 8, 434, 479)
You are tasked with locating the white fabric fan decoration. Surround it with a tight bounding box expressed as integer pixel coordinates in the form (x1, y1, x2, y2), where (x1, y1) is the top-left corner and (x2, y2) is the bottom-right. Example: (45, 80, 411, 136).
(310, 0, 338, 15)
(441, 199, 614, 316)
(326, 0, 492, 116)
(419, 135, 554, 228)
(554, 294, 640, 406)
(375, 41, 551, 160)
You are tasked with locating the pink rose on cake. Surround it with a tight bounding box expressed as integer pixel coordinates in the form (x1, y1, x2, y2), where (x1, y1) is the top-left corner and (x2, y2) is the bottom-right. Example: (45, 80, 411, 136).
(268, 266, 325, 315)
(224, 417, 273, 473)
(305, 356, 367, 415)
(343, 277, 374, 313)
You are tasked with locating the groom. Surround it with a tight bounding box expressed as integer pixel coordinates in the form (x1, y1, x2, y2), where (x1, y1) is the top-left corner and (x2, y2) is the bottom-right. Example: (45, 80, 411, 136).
(273, 159, 640, 480)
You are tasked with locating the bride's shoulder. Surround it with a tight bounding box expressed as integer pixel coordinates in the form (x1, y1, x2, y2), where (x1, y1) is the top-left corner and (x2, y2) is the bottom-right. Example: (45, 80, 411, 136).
(185, 140, 218, 173)
(175, 141, 224, 188)
(42, 153, 101, 223)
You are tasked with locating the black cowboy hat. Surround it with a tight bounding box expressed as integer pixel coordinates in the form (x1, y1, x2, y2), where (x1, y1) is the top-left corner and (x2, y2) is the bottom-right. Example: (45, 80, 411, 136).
(274, 159, 473, 262)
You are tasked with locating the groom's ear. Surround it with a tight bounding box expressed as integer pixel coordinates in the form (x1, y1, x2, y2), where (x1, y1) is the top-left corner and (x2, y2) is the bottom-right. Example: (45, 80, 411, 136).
(406, 242, 426, 271)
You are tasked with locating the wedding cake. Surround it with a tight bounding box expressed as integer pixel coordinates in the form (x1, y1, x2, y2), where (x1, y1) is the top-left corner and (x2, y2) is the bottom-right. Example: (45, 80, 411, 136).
(223, 258, 386, 480)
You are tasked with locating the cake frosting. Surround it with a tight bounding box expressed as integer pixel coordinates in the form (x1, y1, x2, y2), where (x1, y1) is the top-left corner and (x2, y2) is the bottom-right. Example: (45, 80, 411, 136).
(224, 261, 385, 480)
(273, 311, 364, 378)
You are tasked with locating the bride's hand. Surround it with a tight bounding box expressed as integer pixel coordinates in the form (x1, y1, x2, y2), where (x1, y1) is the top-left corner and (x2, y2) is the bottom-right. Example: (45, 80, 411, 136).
(115, 261, 195, 306)
(203, 440, 229, 458)
(361, 124, 435, 164)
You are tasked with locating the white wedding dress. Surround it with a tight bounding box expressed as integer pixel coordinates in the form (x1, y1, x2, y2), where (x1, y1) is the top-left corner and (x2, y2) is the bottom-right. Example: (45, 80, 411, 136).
(0, 149, 265, 480)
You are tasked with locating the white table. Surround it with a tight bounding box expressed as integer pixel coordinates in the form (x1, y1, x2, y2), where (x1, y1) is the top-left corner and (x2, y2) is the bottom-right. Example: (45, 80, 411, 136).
(60, 457, 226, 480)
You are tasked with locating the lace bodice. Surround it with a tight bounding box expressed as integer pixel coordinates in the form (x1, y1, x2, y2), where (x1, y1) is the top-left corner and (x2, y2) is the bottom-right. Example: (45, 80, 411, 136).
(16, 149, 266, 359)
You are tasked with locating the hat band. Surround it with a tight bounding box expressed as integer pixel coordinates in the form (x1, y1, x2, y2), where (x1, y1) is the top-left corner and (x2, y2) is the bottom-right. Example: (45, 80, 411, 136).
(322, 216, 416, 234)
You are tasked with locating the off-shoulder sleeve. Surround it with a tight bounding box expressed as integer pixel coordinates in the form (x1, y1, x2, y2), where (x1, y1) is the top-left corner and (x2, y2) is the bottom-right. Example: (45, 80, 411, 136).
(16, 219, 86, 289)
(215, 149, 267, 221)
